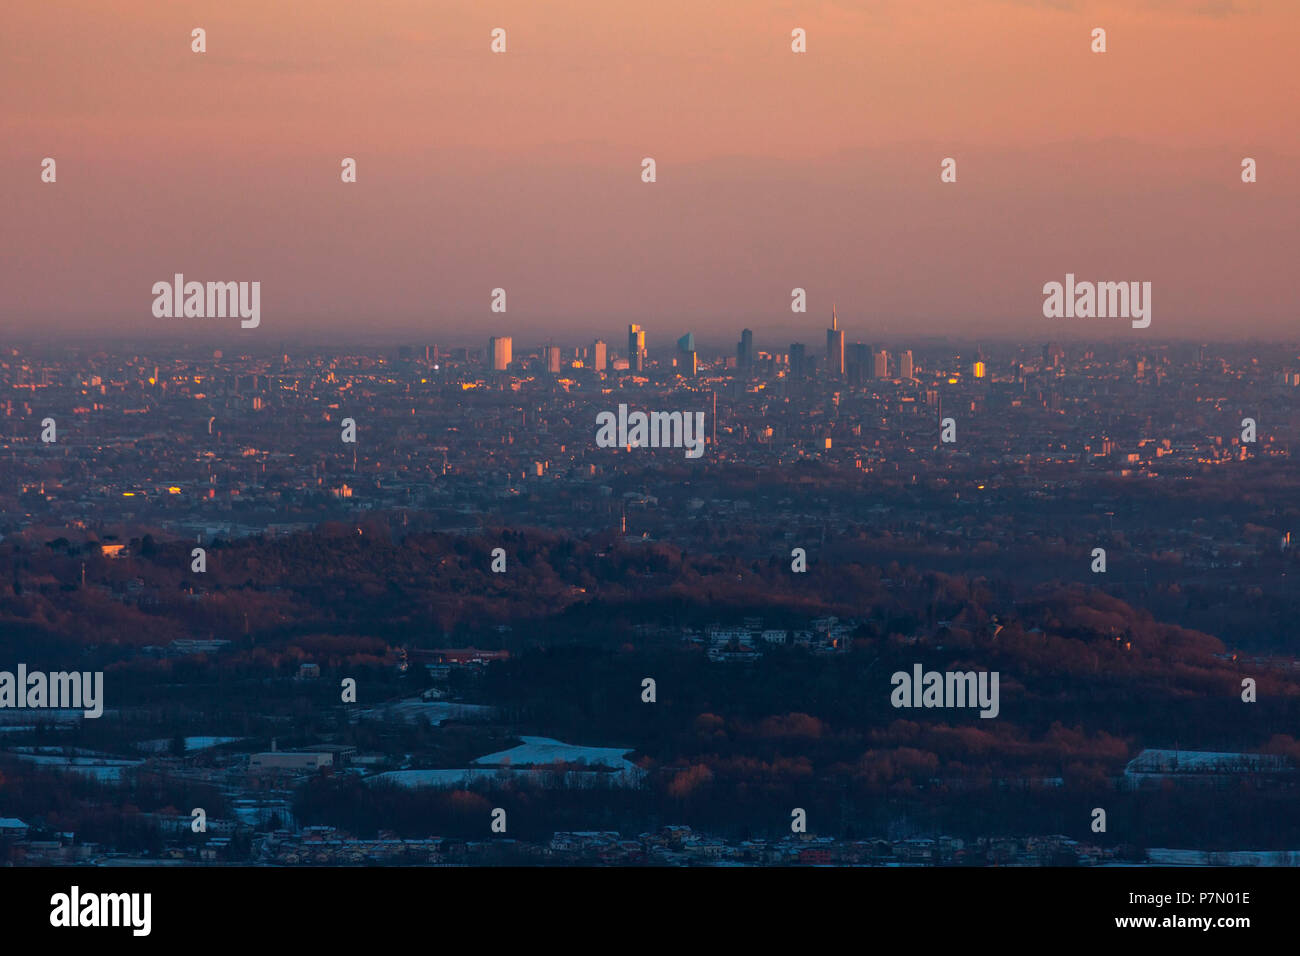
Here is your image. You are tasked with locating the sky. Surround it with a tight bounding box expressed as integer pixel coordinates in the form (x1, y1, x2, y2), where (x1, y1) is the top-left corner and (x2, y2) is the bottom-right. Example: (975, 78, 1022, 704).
(1, 0, 1296, 347)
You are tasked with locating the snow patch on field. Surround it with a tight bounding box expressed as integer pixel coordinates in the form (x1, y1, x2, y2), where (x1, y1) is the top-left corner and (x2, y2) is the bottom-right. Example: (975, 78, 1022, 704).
(471, 736, 638, 772)
(136, 736, 246, 753)
(353, 698, 495, 726)
(365, 738, 646, 790)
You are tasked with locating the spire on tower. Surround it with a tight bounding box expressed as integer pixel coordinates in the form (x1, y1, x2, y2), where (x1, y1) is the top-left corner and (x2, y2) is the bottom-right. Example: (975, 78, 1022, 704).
(832, 303, 838, 331)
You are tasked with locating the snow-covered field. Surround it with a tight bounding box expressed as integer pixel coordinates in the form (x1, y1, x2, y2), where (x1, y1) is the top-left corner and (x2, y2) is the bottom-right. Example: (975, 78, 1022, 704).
(135, 735, 246, 753)
(367, 766, 643, 790)
(7, 751, 143, 782)
(353, 698, 495, 726)
(1145, 848, 1300, 866)
(0, 709, 83, 727)
(366, 737, 647, 790)
(368, 769, 509, 788)
(1125, 749, 1290, 775)
(471, 736, 638, 772)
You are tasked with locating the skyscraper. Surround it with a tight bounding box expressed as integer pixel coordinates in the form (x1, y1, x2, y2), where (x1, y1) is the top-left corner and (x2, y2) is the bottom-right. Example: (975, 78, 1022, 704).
(676, 333, 697, 375)
(628, 324, 646, 373)
(846, 343, 870, 383)
(545, 345, 562, 373)
(592, 339, 607, 372)
(789, 343, 807, 380)
(872, 348, 889, 379)
(737, 328, 754, 368)
(489, 336, 512, 371)
(900, 350, 914, 380)
(826, 304, 845, 377)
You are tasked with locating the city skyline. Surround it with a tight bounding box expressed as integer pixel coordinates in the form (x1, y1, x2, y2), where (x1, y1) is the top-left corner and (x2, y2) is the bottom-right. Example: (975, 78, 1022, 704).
(6, 307, 1300, 354)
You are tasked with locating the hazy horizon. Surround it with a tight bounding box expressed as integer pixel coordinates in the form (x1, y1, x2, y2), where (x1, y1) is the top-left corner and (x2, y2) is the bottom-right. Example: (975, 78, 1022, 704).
(4, 330, 1299, 357)
(3, 0, 1296, 340)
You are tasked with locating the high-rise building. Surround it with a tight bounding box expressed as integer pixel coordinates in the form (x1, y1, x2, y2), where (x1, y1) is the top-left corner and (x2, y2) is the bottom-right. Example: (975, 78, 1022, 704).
(926, 388, 942, 421)
(737, 328, 754, 368)
(628, 324, 646, 373)
(872, 348, 889, 379)
(847, 343, 870, 383)
(676, 333, 697, 376)
(592, 339, 607, 372)
(972, 360, 986, 379)
(826, 304, 845, 377)
(789, 343, 807, 380)
(899, 350, 914, 380)
(545, 345, 562, 373)
(489, 336, 512, 371)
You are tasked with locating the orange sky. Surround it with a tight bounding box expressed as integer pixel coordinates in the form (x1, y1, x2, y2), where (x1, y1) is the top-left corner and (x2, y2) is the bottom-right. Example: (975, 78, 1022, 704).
(1, 0, 1296, 343)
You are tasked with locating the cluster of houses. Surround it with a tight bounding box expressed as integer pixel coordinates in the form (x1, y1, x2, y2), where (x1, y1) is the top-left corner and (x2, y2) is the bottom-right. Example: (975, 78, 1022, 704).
(683, 616, 857, 662)
(2, 822, 1131, 866)
(536, 828, 1117, 866)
